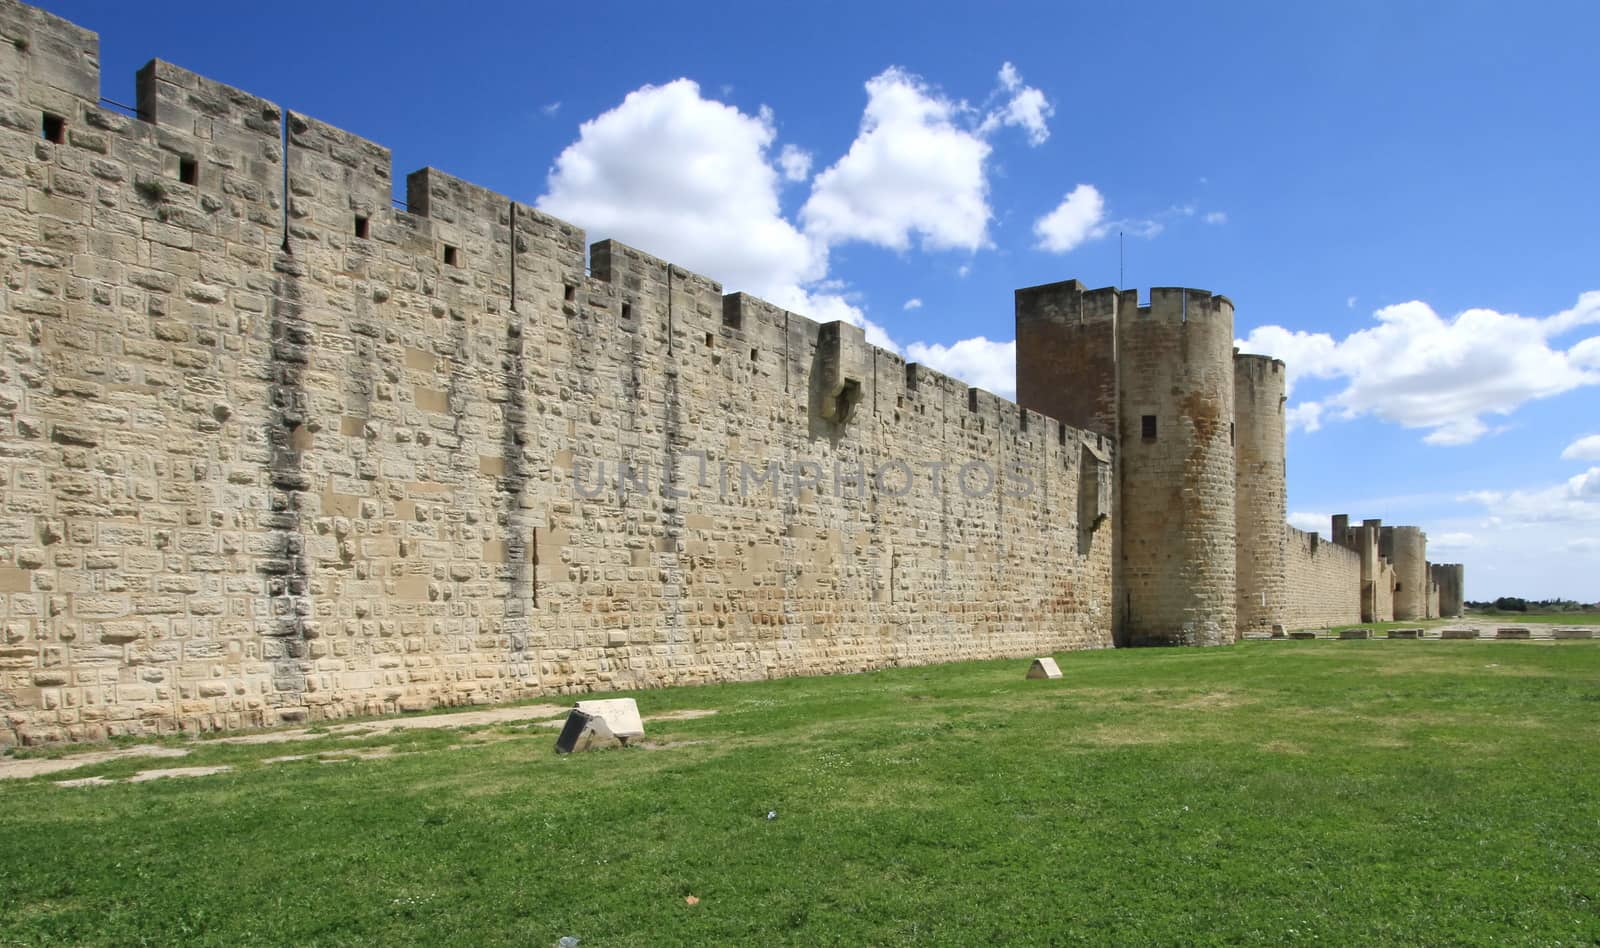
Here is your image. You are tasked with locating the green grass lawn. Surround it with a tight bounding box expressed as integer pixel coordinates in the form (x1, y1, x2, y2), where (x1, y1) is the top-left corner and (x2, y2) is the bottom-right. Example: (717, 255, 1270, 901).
(2, 641, 1598, 946)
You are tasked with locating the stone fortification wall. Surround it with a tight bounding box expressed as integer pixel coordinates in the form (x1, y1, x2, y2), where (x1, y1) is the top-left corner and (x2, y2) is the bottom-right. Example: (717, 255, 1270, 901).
(1374, 561, 1396, 622)
(1282, 526, 1361, 630)
(0, 1, 1113, 744)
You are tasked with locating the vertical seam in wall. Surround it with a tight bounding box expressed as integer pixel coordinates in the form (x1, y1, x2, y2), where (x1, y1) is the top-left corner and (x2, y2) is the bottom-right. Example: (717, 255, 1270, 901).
(508, 201, 516, 313)
(280, 113, 290, 252)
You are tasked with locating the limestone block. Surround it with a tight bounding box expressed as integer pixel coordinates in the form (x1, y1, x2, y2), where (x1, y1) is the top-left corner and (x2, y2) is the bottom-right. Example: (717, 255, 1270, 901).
(574, 697, 643, 740)
(1552, 627, 1594, 640)
(1338, 628, 1372, 640)
(1439, 628, 1478, 640)
(554, 709, 620, 754)
(1288, 631, 1319, 640)
(1385, 628, 1422, 639)
(1495, 627, 1530, 640)
(1025, 657, 1062, 680)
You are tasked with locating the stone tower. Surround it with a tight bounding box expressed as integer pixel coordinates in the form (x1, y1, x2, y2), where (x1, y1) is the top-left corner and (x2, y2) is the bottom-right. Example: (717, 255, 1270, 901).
(1431, 563, 1465, 618)
(1381, 526, 1429, 620)
(1234, 353, 1287, 637)
(1017, 283, 1239, 646)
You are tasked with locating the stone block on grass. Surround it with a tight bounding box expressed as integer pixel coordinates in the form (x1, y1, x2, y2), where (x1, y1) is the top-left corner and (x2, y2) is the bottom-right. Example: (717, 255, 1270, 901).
(1026, 657, 1062, 680)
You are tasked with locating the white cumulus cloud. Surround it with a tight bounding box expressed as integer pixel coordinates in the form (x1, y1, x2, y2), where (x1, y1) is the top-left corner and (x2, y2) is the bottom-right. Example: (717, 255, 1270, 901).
(905, 336, 1017, 399)
(1462, 466, 1600, 525)
(1287, 511, 1331, 536)
(801, 67, 995, 252)
(902, 298, 923, 311)
(1237, 292, 1600, 445)
(977, 62, 1053, 145)
(1563, 434, 1600, 461)
(1204, 211, 1227, 225)
(778, 144, 812, 182)
(1033, 184, 1106, 253)
(540, 79, 825, 295)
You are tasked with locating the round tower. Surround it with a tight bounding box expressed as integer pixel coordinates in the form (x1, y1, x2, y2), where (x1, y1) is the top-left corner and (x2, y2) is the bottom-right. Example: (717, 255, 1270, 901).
(1234, 353, 1287, 637)
(1115, 288, 1237, 646)
(1383, 526, 1429, 620)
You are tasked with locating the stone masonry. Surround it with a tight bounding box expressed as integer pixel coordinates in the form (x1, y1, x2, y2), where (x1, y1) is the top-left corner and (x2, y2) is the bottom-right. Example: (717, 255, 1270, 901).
(0, 2, 1459, 744)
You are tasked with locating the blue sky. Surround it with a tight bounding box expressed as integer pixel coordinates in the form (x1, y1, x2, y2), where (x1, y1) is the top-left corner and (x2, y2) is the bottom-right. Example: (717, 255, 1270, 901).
(46, 0, 1600, 600)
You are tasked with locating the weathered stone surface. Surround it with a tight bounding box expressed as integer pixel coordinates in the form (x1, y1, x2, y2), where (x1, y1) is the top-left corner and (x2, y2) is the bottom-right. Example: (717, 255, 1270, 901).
(573, 698, 644, 740)
(1385, 628, 1422, 639)
(1025, 657, 1062, 680)
(1440, 628, 1479, 640)
(1288, 631, 1320, 640)
(1338, 628, 1373, 640)
(1495, 627, 1531, 640)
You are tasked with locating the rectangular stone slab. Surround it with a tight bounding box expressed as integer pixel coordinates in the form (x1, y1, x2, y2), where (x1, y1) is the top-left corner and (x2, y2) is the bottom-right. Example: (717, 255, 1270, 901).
(1338, 629, 1373, 640)
(1026, 657, 1062, 680)
(1386, 629, 1422, 639)
(1495, 627, 1531, 639)
(1440, 628, 1478, 640)
(574, 698, 645, 739)
(1289, 631, 1319, 640)
(1553, 627, 1594, 639)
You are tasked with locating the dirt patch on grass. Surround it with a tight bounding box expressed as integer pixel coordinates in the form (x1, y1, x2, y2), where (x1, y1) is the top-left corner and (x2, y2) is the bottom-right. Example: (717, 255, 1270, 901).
(211, 703, 572, 745)
(1, 744, 190, 781)
(56, 765, 233, 787)
(647, 709, 719, 722)
(127, 766, 232, 782)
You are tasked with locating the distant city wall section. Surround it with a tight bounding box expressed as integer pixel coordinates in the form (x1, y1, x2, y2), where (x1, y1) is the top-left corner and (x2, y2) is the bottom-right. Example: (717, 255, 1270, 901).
(1283, 526, 1362, 630)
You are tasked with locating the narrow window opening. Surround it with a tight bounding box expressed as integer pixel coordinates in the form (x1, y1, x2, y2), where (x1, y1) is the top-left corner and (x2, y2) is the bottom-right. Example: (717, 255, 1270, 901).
(1058, 421, 1067, 446)
(354, 214, 370, 239)
(620, 302, 633, 319)
(41, 112, 64, 144)
(1020, 411, 1029, 432)
(443, 245, 459, 267)
(531, 527, 539, 608)
(703, 332, 713, 348)
(749, 348, 758, 362)
(967, 389, 979, 412)
(1230, 422, 1235, 445)
(563, 284, 576, 302)
(178, 156, 198, 185)
(1141, 414, 1157, 441)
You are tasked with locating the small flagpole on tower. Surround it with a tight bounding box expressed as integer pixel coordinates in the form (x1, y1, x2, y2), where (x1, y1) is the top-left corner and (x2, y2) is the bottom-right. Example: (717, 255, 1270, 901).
(1119, 230, 1124, 288)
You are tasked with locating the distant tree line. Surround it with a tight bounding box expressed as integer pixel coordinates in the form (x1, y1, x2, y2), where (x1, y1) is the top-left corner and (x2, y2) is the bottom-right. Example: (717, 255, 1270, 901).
(1465, 598, 1598, 614)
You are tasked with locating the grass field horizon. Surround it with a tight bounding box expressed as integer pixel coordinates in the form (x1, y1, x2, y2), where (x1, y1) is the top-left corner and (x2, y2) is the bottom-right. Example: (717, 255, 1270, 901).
(3, 637, 1598, 945)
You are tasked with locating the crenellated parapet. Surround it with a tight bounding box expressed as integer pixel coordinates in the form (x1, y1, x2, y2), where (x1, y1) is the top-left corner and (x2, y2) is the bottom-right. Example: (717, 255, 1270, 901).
(0, 0, 1118, 744)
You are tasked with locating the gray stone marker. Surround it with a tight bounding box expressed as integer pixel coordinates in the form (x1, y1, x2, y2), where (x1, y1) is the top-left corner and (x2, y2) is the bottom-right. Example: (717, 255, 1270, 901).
(1338, 628, 1373, 640)
(1386, 628, 1423, 639)
(1495, 627, 1531, 640)
(1027, 657, 1063, 680)
(575, 698, 645, 740)
(1440, 628, 1478, 640)
(1552, 627, 1595, 640)
(555, 698, 645, 753)
(1289, 631, 1319, 640)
